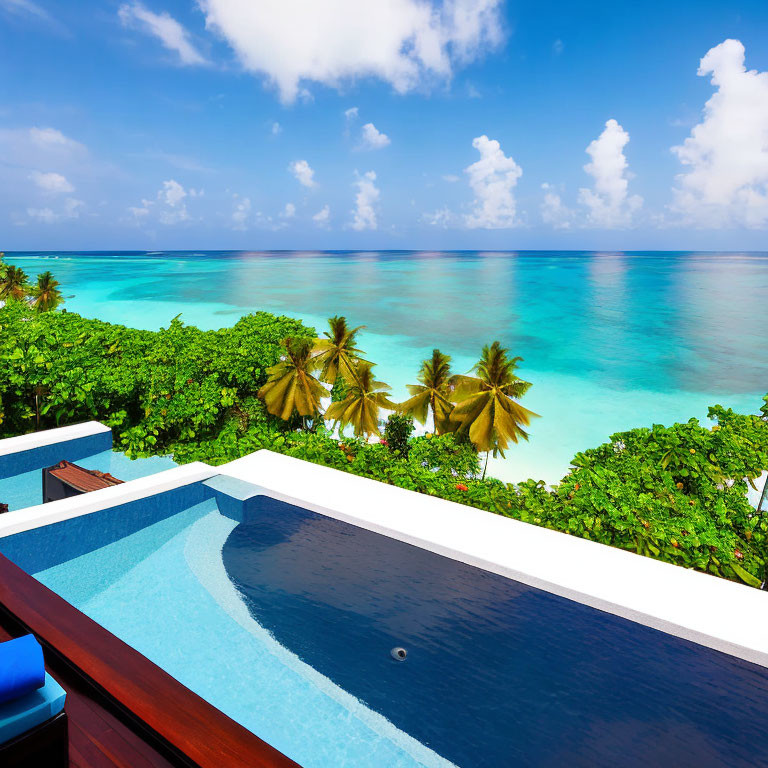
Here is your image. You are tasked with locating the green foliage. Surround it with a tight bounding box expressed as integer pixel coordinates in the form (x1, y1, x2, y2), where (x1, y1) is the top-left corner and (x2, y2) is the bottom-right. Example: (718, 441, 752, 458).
(449, 341, 538, 457)
(324, 361, 395, 437)
(0, 266, 29, 302)
(399, 349, 454, 434)
(29, 271, 63, 312)
(313, 315, 367, 385)
(383, 413, 414, 456)
(408, 433, 480, 478)
(0, 302, 312, 454)
(330, 376, 348, 402)
(1, 300, 767, 589)
(523, 410, 768, 587)
(257, 336, 326, 422)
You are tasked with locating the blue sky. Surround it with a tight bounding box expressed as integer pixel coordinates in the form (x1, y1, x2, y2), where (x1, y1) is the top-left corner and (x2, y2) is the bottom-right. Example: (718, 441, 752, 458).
(1, 0, 767, 251)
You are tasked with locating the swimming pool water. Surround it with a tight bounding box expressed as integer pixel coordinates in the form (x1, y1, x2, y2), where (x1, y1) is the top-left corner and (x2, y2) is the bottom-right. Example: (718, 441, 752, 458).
(2, 487, 768, 767)
(222, 497, 768, 768)
(0, 449, 177, 511)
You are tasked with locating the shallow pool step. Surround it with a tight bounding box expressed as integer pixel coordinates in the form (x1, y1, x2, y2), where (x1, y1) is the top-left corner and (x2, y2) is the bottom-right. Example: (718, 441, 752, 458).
(203, 475, 266, 524)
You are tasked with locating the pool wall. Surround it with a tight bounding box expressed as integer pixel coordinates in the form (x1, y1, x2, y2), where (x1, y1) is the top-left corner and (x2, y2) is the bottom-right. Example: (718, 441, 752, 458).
(0, 479, 215, 574)
(0, 421, 112, 479)
(0, 461, 217, 542)
(221, 450, 768, 669)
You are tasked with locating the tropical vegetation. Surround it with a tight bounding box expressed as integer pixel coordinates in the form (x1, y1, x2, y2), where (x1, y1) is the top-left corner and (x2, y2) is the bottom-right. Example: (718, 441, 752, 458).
(0, 255, 63, 311)
(0, 277, 767, 590)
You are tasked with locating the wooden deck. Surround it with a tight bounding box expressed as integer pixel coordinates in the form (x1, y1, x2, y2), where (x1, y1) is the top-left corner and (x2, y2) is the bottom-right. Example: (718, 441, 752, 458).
(0, 554, 300, 768)
(0, 619, 175, 768)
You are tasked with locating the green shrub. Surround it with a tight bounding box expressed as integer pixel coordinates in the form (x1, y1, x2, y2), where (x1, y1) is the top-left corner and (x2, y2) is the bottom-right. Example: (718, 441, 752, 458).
(383, 413, 414, 456)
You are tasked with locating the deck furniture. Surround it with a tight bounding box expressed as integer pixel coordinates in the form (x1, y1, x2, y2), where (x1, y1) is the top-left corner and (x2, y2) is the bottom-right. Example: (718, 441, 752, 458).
(0, 634, 68, 767)
(42, 460, 123, 503)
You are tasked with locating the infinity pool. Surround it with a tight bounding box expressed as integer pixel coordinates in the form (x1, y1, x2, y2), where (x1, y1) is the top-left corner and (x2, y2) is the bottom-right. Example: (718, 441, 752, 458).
(0, 448, 176, 511)
(1, 486, 767, 767)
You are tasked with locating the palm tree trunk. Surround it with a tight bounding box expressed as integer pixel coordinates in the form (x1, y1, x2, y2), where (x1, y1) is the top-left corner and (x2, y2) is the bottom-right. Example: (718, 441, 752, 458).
(482, 451, 489, 480)
(430, 394, 437, 435)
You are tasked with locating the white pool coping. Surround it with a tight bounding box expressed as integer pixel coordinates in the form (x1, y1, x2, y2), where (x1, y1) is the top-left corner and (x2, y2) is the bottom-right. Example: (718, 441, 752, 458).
(0, 421, 111, 456)
(0, 462, 217, 539)
(221, 450, 768, 669)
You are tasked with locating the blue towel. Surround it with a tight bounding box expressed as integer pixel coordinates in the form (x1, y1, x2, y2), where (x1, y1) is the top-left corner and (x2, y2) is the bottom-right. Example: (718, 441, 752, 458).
(0, 635, 45, 705)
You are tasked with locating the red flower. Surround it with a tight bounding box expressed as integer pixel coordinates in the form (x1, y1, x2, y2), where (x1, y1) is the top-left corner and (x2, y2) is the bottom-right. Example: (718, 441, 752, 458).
(734, 549, 744, 560)
(380, 439, 389, 446)
(455, 483, 468, 492)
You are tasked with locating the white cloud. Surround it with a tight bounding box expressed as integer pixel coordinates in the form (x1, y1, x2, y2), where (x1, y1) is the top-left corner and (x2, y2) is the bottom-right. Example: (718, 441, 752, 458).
(199, 0, 503, 103)
(671, 39, 768, 228)
(290, 159, 316, 188)
(350, 171, 379, 230)
(464, 135, 522, 229)
(281, 202, 296, 218)
(231, 196, 251, 229)
(28, 127, 84, 153)
(578, 119, 642, 228)
(126, 181, 194, 225)
(422, 207, 457, 227)
(360, 122, 391, 150)
(154, 180, 189, 223)
(271, 121, 282, 135)
(540, 183, 573, 229)
(344, 106, 359, 120)
(313, 204, 331, 227)
(29, 171, 74, 194)
(128, 199, 153, 218)
(158, 179, 187, 207)
(0, 0, 51, 21)
(552, 38, 563, 55)
(119, 2, 207, 66)
(27, 197, 83, 223)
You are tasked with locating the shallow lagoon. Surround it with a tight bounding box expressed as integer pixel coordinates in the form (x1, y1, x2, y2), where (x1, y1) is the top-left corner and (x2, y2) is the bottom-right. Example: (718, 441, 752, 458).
(6, 250, 768, 483)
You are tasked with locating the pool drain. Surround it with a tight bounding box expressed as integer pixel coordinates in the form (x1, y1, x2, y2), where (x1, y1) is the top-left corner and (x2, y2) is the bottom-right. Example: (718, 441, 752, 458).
(390, 647, 407, 661)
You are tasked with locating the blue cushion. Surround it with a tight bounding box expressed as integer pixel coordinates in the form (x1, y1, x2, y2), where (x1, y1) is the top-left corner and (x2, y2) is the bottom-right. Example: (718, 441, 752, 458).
(0, 635, 45, 705)
(0, 673, 66, 744)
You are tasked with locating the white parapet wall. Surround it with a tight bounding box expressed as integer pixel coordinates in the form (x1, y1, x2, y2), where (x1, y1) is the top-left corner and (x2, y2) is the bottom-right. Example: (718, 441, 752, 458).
(0, 462, 218, 539)
(0, 420, 111, 457)
(221, 449, 768, 668)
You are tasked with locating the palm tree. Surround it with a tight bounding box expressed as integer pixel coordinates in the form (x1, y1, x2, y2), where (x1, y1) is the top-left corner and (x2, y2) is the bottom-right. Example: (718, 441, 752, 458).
(29, 271, 63, 312)
(399, 349, 455, 434)
(325, 361, 396, 438)
(257, 337, 327, 426)
(0, 265, 29, 302)
(0, 253, 6, 278)
(449, 341, 539, 478)
(313, 315, 367, 386)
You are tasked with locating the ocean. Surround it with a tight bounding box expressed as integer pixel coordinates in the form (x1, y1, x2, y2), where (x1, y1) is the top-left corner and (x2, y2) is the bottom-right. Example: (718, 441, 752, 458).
(5, 250, 767, 484)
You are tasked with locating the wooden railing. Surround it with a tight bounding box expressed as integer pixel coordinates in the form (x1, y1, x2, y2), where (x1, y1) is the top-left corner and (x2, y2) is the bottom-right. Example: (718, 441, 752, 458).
(0, 554, 300, 768)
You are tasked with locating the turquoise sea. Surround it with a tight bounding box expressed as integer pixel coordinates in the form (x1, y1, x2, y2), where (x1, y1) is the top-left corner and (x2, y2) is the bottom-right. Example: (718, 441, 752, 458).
(5, 250, 768, 484)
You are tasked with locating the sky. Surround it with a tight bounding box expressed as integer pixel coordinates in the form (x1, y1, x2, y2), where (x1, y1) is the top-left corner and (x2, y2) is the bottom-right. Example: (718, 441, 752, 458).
(1, 0, 768, 251)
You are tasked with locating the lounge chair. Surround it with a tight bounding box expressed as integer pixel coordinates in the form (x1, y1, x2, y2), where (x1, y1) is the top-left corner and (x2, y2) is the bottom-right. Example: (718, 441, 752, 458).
(43, 459, 123, 503)
(0, 634, 68, 767)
